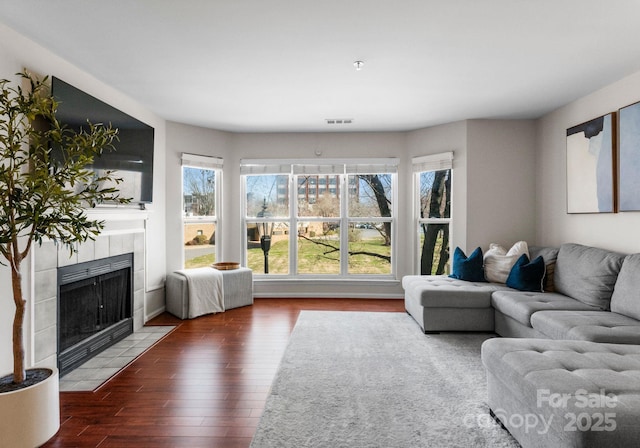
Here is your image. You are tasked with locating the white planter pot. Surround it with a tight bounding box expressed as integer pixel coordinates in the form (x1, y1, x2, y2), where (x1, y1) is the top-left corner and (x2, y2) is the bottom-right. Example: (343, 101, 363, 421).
(0, 368, 60, 448)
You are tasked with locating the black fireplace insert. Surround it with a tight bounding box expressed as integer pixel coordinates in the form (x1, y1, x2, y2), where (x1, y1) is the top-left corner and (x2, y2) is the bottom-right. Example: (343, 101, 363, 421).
(57, 253, 134, 377)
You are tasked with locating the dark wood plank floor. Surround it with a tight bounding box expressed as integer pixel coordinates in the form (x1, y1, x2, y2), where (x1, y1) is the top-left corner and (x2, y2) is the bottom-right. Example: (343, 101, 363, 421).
(44, 298, 405, 447)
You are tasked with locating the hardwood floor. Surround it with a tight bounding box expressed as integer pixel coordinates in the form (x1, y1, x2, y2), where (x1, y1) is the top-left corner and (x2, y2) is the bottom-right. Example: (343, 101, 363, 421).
(44, 298, 405, 447)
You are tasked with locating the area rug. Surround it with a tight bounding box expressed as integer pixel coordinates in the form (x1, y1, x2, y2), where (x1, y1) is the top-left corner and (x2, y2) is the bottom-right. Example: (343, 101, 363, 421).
(251, 311, 519, 448)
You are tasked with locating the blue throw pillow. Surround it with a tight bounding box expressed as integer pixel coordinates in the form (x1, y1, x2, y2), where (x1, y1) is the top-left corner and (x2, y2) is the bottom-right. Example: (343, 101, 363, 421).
(449, 247, 486, 282)
(506, 254, 545, 292)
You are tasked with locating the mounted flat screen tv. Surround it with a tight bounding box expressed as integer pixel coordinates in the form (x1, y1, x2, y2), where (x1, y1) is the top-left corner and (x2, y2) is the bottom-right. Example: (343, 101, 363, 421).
(51, 77, 154, 204)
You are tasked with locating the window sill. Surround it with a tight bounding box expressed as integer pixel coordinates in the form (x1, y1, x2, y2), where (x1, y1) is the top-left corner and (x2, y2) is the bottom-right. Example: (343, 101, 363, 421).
(253, 276, 400, 285)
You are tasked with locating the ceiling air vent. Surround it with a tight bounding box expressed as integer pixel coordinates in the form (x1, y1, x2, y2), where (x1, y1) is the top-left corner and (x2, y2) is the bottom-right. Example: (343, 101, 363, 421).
(325, 118, 353, 125)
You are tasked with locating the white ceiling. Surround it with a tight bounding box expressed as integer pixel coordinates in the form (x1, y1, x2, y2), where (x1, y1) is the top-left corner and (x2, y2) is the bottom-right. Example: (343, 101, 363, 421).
(2, 0, 640, 133)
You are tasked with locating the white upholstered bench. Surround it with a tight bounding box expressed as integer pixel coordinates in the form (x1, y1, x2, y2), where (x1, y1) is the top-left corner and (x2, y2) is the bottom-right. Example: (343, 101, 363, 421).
(165, 267, 253, 319)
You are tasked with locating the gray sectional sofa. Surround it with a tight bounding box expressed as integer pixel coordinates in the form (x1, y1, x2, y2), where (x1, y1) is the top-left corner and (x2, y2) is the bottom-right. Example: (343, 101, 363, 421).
(402, 242, 640, 448)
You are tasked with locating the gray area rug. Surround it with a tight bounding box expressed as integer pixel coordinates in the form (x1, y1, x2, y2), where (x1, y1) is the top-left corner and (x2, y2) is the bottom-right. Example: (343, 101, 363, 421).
(251, 311, 519, 448)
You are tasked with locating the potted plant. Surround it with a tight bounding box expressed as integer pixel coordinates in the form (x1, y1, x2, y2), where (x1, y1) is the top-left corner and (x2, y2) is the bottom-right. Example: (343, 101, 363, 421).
(0, 71, 129, 447)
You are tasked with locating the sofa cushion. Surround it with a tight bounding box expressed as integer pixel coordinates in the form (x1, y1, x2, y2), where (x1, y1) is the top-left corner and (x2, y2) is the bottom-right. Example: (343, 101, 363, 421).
(491, 290, 598, 327)
(611, 253, 640, 320)
(402, 275, 510, 308)
(483, 241, 528, 283)
(531, 310, 640, 344)
(529, 246, 559, 292)
(554, 243, 624, 310)
(449, 246, 486, 282)
(506, 254, 545, 292)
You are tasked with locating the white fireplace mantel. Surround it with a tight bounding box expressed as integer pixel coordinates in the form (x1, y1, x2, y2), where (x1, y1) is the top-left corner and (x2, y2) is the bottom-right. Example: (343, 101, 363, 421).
(85, 206, 151, 222)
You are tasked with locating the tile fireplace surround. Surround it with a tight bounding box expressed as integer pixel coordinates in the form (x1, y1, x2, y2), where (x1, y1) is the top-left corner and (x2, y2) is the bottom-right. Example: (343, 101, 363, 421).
(32, 230, 145, 371)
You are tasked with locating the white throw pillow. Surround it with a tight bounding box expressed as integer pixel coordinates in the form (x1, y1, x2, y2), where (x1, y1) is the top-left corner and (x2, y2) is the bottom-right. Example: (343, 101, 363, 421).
(483, 241, 529, 283)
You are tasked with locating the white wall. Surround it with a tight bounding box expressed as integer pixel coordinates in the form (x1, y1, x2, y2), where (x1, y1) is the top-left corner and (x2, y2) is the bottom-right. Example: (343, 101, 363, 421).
(406, 120, 538, 260)
(0, 26, 24, 377)
(467, 119, 537, 249)
(406, 121, 469, 261)
(165, 121, 538, 297)
(0, 24, 167, 373)
(165, 122, 233, 274)
(536, 70, 640, 253)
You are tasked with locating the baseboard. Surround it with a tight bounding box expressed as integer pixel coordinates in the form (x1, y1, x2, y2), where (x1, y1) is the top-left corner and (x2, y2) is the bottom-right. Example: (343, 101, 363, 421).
(253, 293, 404, 299)
(145, 306, 166, 322)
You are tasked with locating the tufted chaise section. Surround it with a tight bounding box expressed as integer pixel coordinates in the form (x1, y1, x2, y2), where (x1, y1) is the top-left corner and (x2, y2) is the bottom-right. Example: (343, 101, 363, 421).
(482, 338, 640, 447)
(402, 275, 512, 332)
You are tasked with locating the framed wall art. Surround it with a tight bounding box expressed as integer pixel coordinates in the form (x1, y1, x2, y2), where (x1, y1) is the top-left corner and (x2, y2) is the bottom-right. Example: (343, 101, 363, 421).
(566, 113, 616, 213)
(618, 101, 640, 211)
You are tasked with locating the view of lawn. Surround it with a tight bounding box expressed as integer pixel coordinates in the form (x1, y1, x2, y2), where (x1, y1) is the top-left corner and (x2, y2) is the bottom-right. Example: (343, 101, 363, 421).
(185, 252, 216, 269)
(247, 239, 290, 274)
(184, 234, 441, 275)
(296, 236, 340, 274)
(347, 238, 392, 275)
(247, 234, 391, 275)
(184, 233, 392, 274)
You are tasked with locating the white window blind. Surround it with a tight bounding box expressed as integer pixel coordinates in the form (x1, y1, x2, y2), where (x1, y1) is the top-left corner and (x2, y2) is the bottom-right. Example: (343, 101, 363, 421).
(181, 153, 223, 169)
(241, 158, 399, 175)
(346, 159, 398, 174)
(293, 164, 344, 175)
(240, 160, 292, 175)
(412, 152, 453, 172)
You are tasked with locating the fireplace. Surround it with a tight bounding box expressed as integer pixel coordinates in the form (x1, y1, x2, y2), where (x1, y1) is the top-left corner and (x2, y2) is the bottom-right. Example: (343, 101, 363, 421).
(57, 253, 134, 377)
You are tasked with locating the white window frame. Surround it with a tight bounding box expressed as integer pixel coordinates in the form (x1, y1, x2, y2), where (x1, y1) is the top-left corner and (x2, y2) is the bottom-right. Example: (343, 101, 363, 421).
(413, 152, 453, 275)
(241, 158, 398, 279)
(181, 153, 223, 269)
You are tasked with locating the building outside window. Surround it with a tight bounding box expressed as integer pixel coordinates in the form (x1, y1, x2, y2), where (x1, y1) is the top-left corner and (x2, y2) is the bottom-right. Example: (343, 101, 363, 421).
(241, 159, 397, 278)
(182, 153, 222, 269)
(413, 152, 453, 275)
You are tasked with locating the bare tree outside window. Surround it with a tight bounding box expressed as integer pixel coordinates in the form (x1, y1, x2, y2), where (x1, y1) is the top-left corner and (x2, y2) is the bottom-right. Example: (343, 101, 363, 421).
(245, 174, 291, 274)
(297, 173, 393, 274)
(183, 167, 215, 216)
(297, 175, 340, 218)
(246, 174, 289, 218)
(419, 169, 451, 275)
(354, 174, 392, 246)
(182, 166, 218, 268)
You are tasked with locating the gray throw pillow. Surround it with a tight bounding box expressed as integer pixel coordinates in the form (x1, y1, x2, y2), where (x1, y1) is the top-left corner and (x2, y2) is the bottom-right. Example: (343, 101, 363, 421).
(611, 254, 640, 320)
(554, 243, 624, 310)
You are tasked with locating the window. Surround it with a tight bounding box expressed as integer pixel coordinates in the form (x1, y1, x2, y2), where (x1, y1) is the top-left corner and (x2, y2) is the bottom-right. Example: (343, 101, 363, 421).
(242, 159, 397, 278)
(295, 167, 342, 275)
(413, 152, 453, 275)
(244, 171, 291, 275)
(345, 167, 394, 276)
(182, 153, 222, 269)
